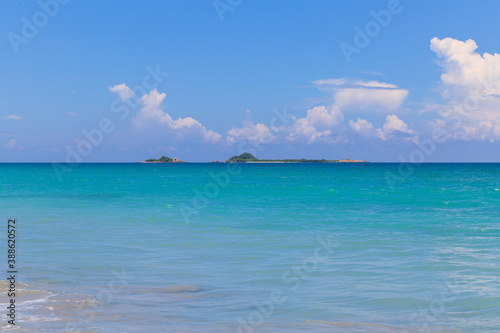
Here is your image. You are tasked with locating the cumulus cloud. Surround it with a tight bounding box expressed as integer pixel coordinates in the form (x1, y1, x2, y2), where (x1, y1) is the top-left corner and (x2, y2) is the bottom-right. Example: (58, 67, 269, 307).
(109, 83, 133, 101)
(350, 115, 418, 142)
(227, 103, 418, 146)
(227, 105, 345, 145)
(4, 115, 21, 120)
(430, 37, 500, 141)
(313, 78, 408, 113)
(227, 122, 275, 145)
(349, 118, 375, 137)
(286, 105, 344, 143)
(376, 115, 417, 141)
(130, 88, 221, 143)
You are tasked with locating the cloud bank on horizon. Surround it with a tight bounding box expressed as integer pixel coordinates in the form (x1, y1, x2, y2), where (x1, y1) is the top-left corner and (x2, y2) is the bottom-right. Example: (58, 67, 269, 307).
(106, 37, 500, 155)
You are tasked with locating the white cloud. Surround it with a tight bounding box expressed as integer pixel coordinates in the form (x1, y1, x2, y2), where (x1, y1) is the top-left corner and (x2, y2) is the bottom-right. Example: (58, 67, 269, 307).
(109, 83, 133, 101)
(227, 122, 275, 144)
(5, 138, 23, 150)
(313, 78, 408, 113)
(286, 105, 344, 144)
(227, 105, 345, 145)
(334, 86, 408, 112)
(376, 115, 417, 141)
(350, 115, 418, 142)
(132, 89, 222, 143)
(349, 118, 375, 137)
(430, 37, 500, 141)
(312, 78, 348, 86)
(4, 115, 21, 120)
(306, 105, 343, 130)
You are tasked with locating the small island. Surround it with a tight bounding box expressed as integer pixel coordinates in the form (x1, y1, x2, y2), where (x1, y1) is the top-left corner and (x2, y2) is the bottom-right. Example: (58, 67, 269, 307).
(143, 156, 185, 163)
(225, 153, 365, 163)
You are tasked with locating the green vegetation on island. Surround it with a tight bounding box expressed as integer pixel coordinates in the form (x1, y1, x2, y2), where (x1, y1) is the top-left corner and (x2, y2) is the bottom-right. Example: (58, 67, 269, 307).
(144, 156, 184, 163)
(226, 153, 365, 163)
(227, 152, 259, 162)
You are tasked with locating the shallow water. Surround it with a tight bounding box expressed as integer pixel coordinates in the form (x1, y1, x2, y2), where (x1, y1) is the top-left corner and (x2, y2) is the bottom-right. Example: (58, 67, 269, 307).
(0, 163, 499, 332)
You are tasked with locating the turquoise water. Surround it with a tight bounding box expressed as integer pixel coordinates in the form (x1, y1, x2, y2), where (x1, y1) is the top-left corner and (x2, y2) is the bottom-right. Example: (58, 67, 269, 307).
(1, 163, 499, 332)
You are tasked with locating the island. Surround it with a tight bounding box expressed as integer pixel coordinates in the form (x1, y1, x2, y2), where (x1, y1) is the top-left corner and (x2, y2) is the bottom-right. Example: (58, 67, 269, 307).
(141, 153, 366, 163)
(225, 153, 365, 163)
(142, 156, 185, 163)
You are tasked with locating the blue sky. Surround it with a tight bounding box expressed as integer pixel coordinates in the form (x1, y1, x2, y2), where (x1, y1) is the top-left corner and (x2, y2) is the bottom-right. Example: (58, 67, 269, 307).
(1, 0, 500, 162)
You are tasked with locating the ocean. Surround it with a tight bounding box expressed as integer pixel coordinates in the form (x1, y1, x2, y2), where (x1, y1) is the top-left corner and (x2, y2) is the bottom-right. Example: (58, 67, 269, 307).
(1, 163, 499, 332)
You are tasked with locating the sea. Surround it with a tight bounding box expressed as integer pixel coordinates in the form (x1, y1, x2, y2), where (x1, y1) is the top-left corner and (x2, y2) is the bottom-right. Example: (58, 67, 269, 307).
(0, 163, 499, 332)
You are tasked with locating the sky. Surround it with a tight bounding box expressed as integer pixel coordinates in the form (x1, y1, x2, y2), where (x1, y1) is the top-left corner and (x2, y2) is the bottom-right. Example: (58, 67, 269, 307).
(1, 0, 500, 162)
